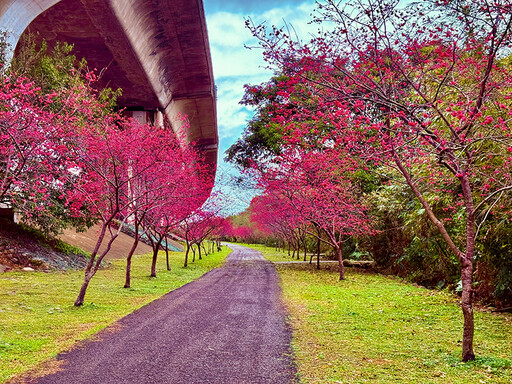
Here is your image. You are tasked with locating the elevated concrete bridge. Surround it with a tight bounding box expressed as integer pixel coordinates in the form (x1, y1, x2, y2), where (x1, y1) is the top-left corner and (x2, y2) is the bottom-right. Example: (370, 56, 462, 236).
(0, 0, 218, 174)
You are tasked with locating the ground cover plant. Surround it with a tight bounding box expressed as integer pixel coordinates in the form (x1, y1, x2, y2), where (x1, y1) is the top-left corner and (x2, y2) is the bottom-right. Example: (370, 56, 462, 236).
(250, 244, 512, 383)
(0, 246, 231, 383)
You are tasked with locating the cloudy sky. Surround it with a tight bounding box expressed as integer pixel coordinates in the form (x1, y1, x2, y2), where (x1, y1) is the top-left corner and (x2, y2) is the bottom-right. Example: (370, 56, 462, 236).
(203, 0, 317, 213)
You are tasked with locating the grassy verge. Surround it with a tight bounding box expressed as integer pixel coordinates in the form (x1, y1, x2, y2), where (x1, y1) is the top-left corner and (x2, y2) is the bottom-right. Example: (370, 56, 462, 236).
(0, 246, 231, 383)
(248, 244, 512, 383)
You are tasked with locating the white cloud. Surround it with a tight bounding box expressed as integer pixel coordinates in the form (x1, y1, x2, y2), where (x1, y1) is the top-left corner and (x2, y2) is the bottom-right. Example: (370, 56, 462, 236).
(207, 2, 316, 80)
(205, 1, 318, 212)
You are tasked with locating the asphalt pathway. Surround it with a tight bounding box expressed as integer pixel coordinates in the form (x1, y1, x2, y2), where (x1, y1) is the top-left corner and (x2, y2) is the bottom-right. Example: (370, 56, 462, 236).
(25, 244, 297, 384)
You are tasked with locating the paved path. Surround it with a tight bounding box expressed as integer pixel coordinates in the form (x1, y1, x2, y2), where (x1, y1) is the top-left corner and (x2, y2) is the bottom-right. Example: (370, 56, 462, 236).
(25, 244, 297, 384)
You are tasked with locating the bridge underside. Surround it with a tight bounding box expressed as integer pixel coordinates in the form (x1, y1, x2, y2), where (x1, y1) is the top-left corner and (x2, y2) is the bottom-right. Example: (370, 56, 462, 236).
(0, 0, 218, 170)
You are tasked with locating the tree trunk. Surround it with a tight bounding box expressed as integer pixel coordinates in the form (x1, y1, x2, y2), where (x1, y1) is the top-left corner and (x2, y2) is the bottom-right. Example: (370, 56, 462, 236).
(461, 259, 475, 361)
(150, 246, 158, 278)
(75, 222, 108, 306)
(165, 241, 171, 271)
(184, 243, 190, 267)
(316, 236, 321, 270)
(192, 245, 196, 262)
(336, 246, 345, 280)
(75, 270, 94, 307)
(75, 221, 119, 306)
(124, 219, 140, 288)
(124, 234, 139, 288)
(198, 243, 203, 260)
(460, 175, 476, 362)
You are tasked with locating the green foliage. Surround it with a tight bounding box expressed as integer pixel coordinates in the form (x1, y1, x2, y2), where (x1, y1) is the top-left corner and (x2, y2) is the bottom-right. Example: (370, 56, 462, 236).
(16, 190, 97, 238)
(363, 183, 463, 287)
(10, 34, 82, 93)
(225, 120, 283, 169)
(254, 245, 512, 383)
(476, 216, 512, 307)
(360, 165, 512, 307)
(10, 33, 121, 113)
(0, 247, 231, 382)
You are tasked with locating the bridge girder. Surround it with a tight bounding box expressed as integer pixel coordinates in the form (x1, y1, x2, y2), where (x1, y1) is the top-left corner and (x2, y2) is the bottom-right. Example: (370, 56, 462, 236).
(0, 0, 218, 171)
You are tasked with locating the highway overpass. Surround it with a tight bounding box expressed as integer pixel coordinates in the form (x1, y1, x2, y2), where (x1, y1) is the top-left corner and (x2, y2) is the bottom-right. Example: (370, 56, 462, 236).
(0, 0, 218, 174)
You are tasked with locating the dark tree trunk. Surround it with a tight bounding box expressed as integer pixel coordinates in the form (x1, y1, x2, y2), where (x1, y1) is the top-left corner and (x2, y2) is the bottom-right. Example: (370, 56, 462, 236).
(336, 246, 345, 280)
(316, 236, 321, 270)
(192, 245, 196, 262)
(460, 176, 476, 362)
(461, 259, 475, 361)
(75, 223, 107, 306)
(124, 218, 142, 289)
(75, 221, 118, 306)
(150, 248, 158, 278)
(165, 241, 171, 271)
(124, 226, 139, 288)
(75, 270, 94, 307)
(151, 236, 163, 278)
(184, 243, 190, 267)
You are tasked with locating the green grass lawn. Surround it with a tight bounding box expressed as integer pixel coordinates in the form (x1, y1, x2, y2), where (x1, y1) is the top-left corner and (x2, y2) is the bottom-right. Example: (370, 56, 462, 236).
(0, 246, 231, 383)
(248, 244, 512, 384)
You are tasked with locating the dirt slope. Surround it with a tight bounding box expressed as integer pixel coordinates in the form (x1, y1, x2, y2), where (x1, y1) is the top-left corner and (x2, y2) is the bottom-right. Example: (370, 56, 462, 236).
(59, 225, 152, 260)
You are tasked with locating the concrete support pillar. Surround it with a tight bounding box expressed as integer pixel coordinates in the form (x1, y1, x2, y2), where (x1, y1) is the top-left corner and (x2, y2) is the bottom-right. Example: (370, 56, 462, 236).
(124, 109, 163, 127)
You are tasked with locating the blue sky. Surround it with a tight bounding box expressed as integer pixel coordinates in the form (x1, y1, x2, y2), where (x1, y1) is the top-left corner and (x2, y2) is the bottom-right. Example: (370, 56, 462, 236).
(203, 0, 317, 213)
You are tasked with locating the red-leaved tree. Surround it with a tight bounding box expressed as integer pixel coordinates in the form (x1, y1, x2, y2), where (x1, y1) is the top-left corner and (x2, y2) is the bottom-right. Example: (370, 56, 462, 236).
(248, 0, 512, 361)
(254, 149, 371, 279)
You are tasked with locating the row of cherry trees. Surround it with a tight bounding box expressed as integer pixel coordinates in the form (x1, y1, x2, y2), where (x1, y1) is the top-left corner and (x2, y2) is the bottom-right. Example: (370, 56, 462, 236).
(0, 41, 227, 307)
(229, 0, 512, 362)
(249, 149, 372, 280)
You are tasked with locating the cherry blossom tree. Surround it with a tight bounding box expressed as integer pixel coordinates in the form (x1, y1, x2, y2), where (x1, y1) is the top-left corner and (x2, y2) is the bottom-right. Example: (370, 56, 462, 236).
(178, 196, 224, 267)
(70, 119, 199, 305)
(0, 75, 104, 234)
(247, 0, 512, 361)
(254, 149, 371, 279)
(121, 123, 199, 286)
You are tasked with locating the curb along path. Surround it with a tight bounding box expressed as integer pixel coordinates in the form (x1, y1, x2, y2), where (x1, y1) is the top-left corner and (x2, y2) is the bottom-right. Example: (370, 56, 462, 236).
(25, 244, 297, 384)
